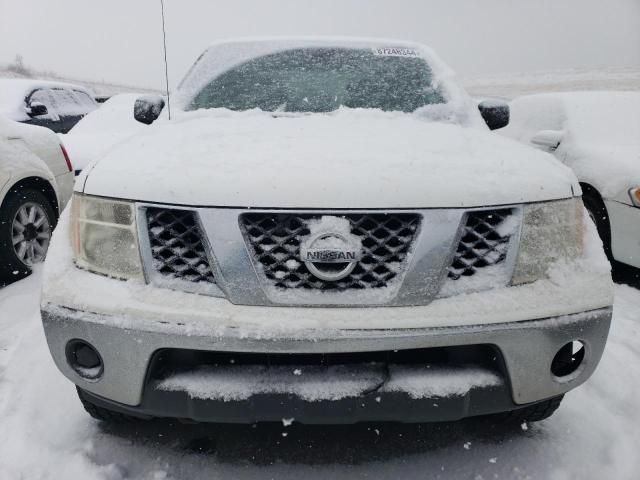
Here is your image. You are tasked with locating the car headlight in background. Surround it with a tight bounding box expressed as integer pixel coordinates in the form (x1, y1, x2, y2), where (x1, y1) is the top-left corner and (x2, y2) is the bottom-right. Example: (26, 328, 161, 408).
(511, 198, 584, 285)
(71, 194, 143, 280)
(628, 187, 640, 207)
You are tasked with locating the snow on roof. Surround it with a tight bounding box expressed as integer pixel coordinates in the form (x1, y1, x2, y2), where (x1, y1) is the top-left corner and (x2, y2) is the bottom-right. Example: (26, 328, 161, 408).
(174, 37, 461, 111)
(0, 78, 94, 121)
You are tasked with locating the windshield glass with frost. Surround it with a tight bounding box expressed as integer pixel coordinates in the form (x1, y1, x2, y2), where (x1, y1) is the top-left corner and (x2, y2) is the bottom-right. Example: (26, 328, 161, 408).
(187, 48, 446, 113)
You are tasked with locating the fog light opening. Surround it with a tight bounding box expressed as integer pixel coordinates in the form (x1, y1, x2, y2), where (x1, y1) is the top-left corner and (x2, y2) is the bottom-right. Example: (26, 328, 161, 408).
(551, 340, 585, 378)
(66, 340, 104, 380)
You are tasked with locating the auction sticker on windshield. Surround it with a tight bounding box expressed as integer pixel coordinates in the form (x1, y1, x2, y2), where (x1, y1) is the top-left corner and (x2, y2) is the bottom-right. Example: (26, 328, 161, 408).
(372, 47, 419, 57)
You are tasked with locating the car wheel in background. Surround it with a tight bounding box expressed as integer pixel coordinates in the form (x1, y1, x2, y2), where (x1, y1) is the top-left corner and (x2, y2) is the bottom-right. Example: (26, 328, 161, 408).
(0, 188, 56, 285)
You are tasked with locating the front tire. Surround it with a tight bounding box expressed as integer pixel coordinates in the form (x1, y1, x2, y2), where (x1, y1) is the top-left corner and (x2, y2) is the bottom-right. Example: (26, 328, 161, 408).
(0, 188, 56, 285)
(495, 395, 564, 423)
(76, 387, 147, 423)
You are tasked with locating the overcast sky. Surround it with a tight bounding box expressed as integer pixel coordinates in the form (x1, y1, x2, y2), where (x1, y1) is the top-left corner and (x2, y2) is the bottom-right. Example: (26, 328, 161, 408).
(1, 0, 639, 90)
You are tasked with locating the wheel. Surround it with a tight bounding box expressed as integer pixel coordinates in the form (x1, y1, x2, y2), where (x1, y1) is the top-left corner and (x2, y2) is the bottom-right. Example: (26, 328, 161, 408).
(495, 395, 564, 423)
(76, 387, 147, 423)
(0, 187, 56, 284)
(582, 189, 612, 260)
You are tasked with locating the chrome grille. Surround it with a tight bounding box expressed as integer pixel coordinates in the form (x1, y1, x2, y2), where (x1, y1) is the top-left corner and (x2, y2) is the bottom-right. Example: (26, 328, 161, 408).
(146, 208, 215, 284)
(240, 213, 420, 291)
(447, 209, 515, 280)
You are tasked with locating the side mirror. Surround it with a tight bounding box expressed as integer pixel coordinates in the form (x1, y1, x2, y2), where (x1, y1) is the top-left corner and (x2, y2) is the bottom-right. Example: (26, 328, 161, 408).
(28, 102, 48, 117)
(478, 100, 510, 130)
(530, 130, 564, 150)
(134, 95, 165, 125)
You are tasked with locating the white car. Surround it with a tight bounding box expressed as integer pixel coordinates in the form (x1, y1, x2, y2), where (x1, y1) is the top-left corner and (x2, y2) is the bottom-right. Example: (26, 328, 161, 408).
(0, 79, 98, 134)
(501, 92, 640, 269)
(41, 38, 613, 425)
(0, 117, 74, 283)
(61, 93, 148, 174)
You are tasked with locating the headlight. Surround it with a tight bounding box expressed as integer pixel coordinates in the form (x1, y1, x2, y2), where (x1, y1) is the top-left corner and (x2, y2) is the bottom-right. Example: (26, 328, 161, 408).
(629, 187, 640, 207)
(71, 193, 143, 280)
(511, 198, 583, 285)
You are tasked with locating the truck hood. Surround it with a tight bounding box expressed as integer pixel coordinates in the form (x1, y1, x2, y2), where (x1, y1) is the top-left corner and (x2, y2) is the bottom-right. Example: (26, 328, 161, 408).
(82, 109, 578, 208)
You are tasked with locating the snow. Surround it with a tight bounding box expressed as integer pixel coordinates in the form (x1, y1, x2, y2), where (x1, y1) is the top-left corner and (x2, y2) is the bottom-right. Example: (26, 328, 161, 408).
(158, 364, 502, 402)
(159, 364, 387, 402)
(82, 107, 578, 209)
(0, 116, 74, 190)
(0, 78, 94, 122)
(0, 65, 161, 98)
(1, 269, 639, 479)
(307, 215, 356, 240)
(562, 92, 640, 147)
(68, 94, 143, 136)
(463, 67, 640, 100)
(501, 91, 640, 199)
(380, 366, 502, 399)
(60, 93, 148, 171)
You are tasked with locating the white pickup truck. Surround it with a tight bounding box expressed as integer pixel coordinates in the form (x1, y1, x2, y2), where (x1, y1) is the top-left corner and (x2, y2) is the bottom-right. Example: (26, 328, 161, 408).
(40, 38, 612, 425)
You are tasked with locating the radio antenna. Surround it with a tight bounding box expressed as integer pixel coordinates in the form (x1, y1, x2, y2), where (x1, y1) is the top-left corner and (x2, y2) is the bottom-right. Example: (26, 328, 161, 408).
(160, 0, 171, 119)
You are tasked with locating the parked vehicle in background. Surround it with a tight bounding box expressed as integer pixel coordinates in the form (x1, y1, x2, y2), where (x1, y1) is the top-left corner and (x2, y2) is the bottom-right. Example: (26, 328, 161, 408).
(0, 79, 98, 133)
(0, 117, 74, 284)
(62, 93, 148, 174)
(41, 38, 613, 426)
(501, 91, 640, 269)
(94, 95, 111, 104)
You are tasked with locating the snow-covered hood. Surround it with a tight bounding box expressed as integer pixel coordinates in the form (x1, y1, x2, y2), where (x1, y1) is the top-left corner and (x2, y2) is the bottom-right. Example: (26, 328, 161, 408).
(61, 131, 138, 172)
(81, 110, 579, 208)
(61, 94, 148, 171)
(562, 143, 640, 200)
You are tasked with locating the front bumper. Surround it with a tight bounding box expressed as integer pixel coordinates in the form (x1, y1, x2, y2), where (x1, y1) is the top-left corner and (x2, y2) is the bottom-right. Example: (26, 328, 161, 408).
(42, 305, 612, 423)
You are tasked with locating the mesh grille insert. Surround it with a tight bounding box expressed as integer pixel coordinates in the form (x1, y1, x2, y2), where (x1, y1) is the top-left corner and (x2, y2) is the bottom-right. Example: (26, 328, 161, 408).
(146, 208, 215, 284)
(240, 213, 420, 291)
(448, 209, 515, 280)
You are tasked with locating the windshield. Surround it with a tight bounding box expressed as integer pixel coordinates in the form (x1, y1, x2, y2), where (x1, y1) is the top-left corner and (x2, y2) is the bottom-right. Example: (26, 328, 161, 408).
(187, 48, 446, 113)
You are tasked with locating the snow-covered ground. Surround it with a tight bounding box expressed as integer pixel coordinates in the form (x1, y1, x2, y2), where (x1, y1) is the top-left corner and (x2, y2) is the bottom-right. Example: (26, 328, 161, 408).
(463, 67, 640, 99)
(0, 65, 160, 97)
(0, 267, 638, 480)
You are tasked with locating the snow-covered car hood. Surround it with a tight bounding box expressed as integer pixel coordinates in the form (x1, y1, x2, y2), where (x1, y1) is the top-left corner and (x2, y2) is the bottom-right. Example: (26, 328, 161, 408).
(81, 109, 579, 208)
(61, 132, 131, 173)
(562, 143, 640, 200)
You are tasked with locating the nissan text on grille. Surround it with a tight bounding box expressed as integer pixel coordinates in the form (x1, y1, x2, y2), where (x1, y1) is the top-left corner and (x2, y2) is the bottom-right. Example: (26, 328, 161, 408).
(39, 38, 613, 427)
